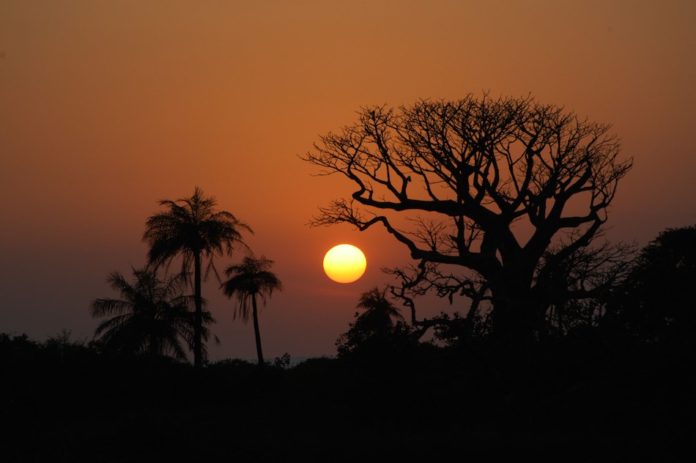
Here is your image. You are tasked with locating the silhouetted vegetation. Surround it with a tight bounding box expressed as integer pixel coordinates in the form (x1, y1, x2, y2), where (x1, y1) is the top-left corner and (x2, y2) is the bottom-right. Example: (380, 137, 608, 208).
(336, 287, 416, 359)
(304, 95, 633, 348)
(2, 239, 694, 460)
(90, 268, 211, 359)
(222, 256, 282, 365)
(13, 178, 684, 460)
(87, 187, 287, 371)
(144, 186, 251, 367)
(607, 226, 696, 347)
(4, 99, 694, 459)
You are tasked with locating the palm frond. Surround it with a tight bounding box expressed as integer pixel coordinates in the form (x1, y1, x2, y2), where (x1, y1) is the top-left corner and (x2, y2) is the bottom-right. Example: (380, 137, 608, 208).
(94, 314, 130, 336)
(90, 267, 212, 360)
(91, 298, 132, 317)
(356, 287, 404, 330)
(222, 256, 282, 322)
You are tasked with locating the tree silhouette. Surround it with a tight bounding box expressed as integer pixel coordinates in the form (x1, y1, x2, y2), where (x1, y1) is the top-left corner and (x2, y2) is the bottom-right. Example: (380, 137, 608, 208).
(90, 269, 212, 359)
(611, 225, 696, 345)
(336, 287, 414, 357)
(144, 186, 251, 367)
(222, 256, 282, 366)
(540, 241, 634, 336)
(304, 95, 632, 346)
(354, 287, 404, 335)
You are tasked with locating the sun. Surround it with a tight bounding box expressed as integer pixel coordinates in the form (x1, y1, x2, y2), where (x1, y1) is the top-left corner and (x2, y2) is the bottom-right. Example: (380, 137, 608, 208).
(323, 244, 367, 283)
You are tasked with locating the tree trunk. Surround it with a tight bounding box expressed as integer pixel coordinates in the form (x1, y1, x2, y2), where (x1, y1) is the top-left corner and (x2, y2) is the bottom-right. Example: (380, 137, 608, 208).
(252, 294, 265, 366)
(193, 251, 203, 368)
(489, 283, 543, 350)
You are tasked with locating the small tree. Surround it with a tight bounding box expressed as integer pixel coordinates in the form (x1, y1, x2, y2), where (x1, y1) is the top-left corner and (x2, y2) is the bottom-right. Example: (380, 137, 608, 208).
(90, 269, 211, 359)
(305, 95, 632, 346)
(222, 257, 282, 366)
(610, 226, 696, 345)
(336, 287, 413, 358)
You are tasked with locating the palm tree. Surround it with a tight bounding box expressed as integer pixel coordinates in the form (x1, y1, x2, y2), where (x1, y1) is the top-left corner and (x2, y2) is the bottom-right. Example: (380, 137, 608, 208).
(143, 186, 251, 367)
(222, 257, 282, 366)
(90, 269, 211, 359)
(335, 287, 406, 357)
(355, 287, 404, 335)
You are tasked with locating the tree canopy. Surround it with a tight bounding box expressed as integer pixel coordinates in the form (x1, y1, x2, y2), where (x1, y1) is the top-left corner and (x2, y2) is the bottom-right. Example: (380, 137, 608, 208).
(305, 95, 632, 344)
(91, 269, 211, 359)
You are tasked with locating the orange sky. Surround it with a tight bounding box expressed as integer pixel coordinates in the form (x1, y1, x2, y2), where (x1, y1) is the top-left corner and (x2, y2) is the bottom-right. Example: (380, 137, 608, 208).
(1, 0, 695, 359)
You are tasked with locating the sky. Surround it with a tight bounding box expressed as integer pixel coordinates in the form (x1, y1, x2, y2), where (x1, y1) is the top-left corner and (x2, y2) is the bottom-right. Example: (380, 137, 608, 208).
(1, 0, 695, 360)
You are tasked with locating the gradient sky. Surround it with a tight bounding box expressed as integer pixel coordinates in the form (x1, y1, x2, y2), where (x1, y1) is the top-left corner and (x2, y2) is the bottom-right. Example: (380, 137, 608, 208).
(1, 0, 695, 360)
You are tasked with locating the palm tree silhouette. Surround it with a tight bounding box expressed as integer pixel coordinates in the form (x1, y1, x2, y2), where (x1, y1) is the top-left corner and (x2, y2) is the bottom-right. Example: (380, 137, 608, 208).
(355, 287, 404, 335)
(222, 256, 282, 366)
(335, 287, 406, 357)
(144, 186, 251, 367)
(91, 269, 212, 359)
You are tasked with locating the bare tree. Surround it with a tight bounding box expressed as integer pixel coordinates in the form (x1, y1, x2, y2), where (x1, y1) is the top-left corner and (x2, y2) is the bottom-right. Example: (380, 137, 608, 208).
(303, 95, 632, 346)
(539, 240, 635, 335)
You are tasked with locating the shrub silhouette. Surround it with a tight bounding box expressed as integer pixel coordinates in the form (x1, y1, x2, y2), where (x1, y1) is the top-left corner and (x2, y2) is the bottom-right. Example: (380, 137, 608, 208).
(336, 287, 416, 358)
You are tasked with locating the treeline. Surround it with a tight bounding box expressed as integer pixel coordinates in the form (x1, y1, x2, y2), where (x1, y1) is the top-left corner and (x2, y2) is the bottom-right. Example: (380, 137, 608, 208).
(335, 225, 696, 360)
(4, 224, 694, 367)
(1, 317, 691, 460)
(1, 224, 693, 460)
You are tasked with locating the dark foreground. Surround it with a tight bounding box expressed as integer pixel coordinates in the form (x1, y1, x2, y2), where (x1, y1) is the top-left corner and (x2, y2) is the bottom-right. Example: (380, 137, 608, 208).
(1, 335, 693, 462)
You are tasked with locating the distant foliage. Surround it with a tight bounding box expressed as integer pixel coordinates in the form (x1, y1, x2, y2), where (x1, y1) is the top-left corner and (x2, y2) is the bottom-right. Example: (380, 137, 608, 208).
(609, 225, 696, 346)
(336, 288, 417, 358)
(272, 353, 292, 369)
(431, 311, 490, 349)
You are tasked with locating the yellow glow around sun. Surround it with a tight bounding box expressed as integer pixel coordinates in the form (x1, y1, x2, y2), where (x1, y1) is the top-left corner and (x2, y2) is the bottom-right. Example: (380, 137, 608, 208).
(323, 244, 367, 283)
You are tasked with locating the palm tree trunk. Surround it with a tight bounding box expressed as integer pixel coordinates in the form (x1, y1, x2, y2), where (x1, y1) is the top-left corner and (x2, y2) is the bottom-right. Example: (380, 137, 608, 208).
(251, 294, 264, 366)
(193, 251, 203, 368)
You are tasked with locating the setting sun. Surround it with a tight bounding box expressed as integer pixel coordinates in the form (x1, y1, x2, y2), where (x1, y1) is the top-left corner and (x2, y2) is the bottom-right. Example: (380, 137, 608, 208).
(323, 244, 367, 283)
